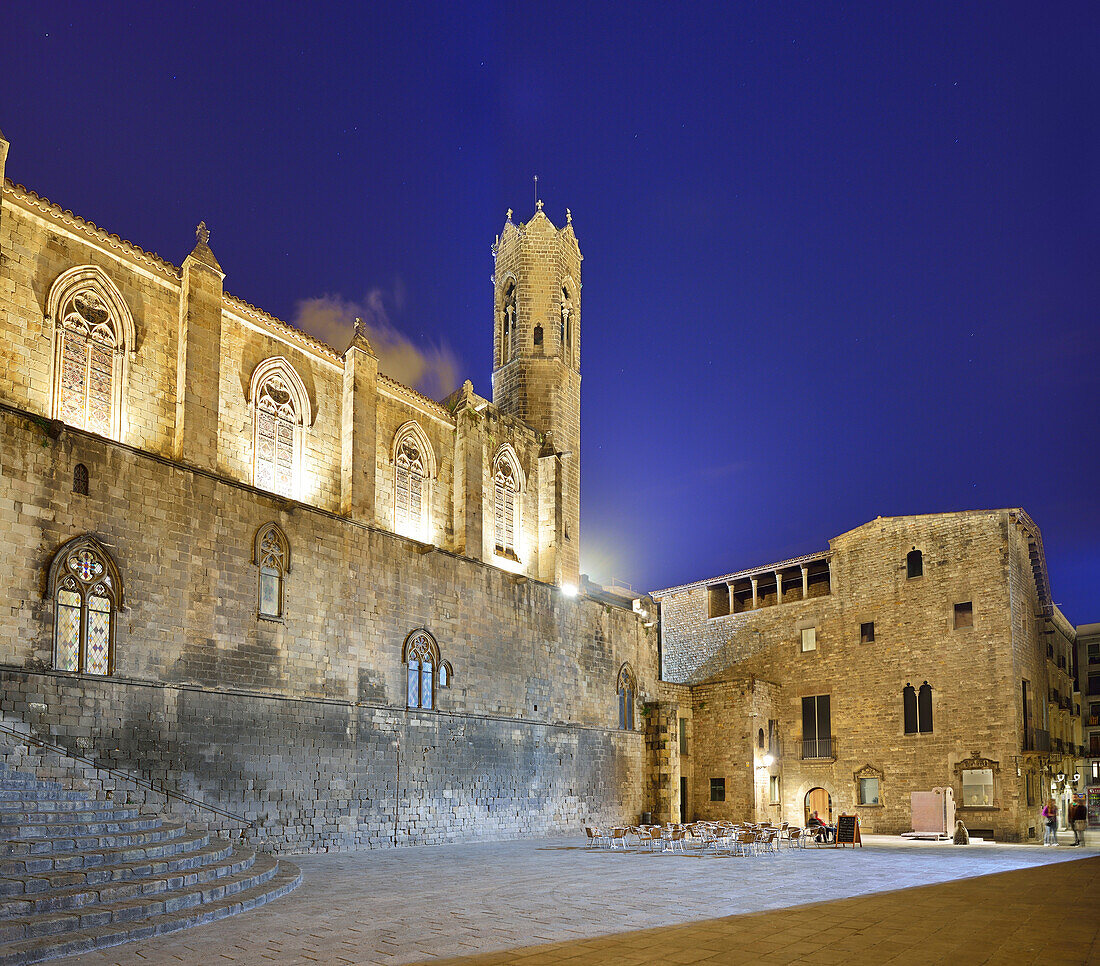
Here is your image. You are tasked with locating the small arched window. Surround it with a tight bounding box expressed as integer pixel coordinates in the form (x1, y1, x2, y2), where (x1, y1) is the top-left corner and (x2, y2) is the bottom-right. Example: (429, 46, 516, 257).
(254, 522, 290, 620)
(392, 422, 435, 541)
(493, 448, 522, 559)
(758, 728, 765, 750)
(906, 549, 923, 579)
(73, 463, 89, 496)
(533, 324, 543, 348)
(48, 267, 134, 441)
(250, 359, 310, 499)
(404, 630, 441, 710)
(48, 536, 123, 675)
(617, 663, 637, 731)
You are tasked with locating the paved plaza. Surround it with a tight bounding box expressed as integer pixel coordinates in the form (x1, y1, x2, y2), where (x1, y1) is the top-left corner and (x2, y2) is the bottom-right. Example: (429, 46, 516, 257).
(70, 835, 1099, 965)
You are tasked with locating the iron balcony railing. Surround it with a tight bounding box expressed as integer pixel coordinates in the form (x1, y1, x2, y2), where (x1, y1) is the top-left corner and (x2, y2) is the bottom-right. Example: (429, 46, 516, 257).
(800, 737, 835, 760)
(1023, 727, 1050, 753)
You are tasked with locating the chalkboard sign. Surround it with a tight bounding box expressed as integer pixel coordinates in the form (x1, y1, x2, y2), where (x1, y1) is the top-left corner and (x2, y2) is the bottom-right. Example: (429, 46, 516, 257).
(836, 814, 862, 847)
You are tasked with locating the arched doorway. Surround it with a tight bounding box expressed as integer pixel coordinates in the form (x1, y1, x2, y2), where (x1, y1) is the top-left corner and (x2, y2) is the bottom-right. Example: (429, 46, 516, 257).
(805, 787, 832, 825)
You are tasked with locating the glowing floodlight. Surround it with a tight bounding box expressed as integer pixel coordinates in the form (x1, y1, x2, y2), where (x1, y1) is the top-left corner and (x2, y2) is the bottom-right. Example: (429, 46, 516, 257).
(561, 583, 578, 598)
(763, 754, 775, 767)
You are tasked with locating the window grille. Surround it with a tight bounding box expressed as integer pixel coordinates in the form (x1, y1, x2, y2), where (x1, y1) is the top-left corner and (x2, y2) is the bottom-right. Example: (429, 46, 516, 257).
(493, 453, 520, 557)
(56, 290, 120, 437)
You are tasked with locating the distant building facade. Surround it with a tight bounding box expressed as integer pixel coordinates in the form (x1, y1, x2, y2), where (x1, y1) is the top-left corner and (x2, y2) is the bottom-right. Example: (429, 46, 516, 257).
(654, 510, 1085, 842)
(0, 131, 656, 850)
(1078, 623, 1100, 827)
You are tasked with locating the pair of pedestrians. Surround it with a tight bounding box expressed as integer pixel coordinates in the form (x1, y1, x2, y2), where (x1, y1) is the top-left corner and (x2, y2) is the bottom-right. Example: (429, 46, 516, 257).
(1043, 799, 1088, 846)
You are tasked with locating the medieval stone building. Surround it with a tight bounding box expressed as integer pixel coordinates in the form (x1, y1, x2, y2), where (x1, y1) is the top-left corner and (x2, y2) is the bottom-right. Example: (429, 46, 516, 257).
(0, 131, 656, 850)
(0, 129, 1087, 851)
(654, 509, 1085, 842)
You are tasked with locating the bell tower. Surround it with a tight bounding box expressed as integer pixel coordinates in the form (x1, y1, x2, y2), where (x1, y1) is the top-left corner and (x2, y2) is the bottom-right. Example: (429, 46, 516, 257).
(491, 201, 581, 587)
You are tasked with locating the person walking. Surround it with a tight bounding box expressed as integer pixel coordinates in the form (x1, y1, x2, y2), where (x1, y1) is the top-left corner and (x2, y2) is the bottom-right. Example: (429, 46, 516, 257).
(1042, 799, 1058, 846)
(1069, 799, 1087, 846)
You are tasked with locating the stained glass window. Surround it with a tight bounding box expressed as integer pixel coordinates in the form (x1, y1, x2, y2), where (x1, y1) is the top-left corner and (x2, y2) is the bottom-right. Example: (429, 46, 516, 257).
(493, 455, 518, 557)
(56, 289, 119, 437)
(255, 523, 288, 619)
(395, 435, 426, 539)
(254, 375, 299, 498)
(51, 540, 117, 675)
(86, 592, 111, 675)
(55, 587, 81, 672)
(405, 633, 440, 709)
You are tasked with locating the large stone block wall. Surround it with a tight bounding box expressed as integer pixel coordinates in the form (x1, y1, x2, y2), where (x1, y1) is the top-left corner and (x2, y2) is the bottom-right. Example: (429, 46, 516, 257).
(0, 669, 643, 852)
(0, 405, 654, 849)
(658, 511, 1052, 840)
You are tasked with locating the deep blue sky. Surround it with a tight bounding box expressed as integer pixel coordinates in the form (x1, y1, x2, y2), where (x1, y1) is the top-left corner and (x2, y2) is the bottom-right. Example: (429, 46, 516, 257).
(6, 2, 1098, 621)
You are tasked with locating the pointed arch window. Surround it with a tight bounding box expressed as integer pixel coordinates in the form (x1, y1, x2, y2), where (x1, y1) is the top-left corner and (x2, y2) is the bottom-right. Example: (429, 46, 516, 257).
(501, 280, 517, 365)
(618, 664, 637, 731)
(492, 448, 522, 559)
(250, 359, 310, 499)
(48, 536, 123, 675)
(254, 523, 289, 620)
(404, 630, 442, 710)
(392, 422, 435, 541)
(48, 267, 134, 441)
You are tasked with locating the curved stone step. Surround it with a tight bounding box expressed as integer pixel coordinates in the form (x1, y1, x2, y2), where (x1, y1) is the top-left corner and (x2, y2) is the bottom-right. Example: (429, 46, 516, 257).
(0, 847, 257, 919)
(0, 828, 210, 876)
(6, 819, 162, 842)
(0, 836, 236, 899)
(0, 793, 87, 803)
(0, 861, 301, 965)
(2, 822, 189, 856)
(2, 852, 281, 944)
(0, 807, 143, 823)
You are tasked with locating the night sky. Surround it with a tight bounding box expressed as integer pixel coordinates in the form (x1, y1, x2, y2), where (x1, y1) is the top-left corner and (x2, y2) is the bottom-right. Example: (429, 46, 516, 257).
(6, 2, 1098, 620)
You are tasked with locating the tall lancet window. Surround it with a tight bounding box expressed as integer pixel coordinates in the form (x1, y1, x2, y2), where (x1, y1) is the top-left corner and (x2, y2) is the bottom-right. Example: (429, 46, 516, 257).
(250, 359, 310, 500)
(49, 267, 134, 441)
(391, 421, 437, 542)
(493, 448, 522, 559)
(501, 280, 517, 364)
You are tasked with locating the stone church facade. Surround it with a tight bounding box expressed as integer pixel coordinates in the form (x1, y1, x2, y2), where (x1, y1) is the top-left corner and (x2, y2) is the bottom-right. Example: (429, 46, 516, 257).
(654, 509, 1084, 842)
(0, 132, 657, 851)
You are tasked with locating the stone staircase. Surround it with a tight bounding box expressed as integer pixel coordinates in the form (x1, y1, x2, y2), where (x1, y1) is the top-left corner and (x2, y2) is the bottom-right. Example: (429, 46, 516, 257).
(0, 759, 301, 964)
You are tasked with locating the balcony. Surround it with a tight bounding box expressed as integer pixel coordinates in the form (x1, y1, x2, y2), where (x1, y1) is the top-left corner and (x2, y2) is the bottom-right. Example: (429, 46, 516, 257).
(800, 737, 836, 760)
(1023, 728, 1050, 753)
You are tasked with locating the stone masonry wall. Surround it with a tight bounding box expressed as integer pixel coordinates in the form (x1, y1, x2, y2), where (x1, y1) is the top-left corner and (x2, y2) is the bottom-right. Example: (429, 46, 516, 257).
(658, 512, 1045, 840)
(0, 405, 654, 850)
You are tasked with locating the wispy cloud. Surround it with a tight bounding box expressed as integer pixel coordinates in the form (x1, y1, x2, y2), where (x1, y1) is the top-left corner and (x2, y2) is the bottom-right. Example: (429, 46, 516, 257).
(293, 287, 460, 398)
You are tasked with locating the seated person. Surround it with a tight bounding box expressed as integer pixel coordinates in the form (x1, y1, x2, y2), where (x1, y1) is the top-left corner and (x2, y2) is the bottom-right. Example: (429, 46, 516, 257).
(807, 810, 835, 843)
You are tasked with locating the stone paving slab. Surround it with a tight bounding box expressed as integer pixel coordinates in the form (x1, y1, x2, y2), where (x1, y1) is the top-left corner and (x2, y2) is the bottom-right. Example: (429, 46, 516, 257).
(69, 834, 1100, 965)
